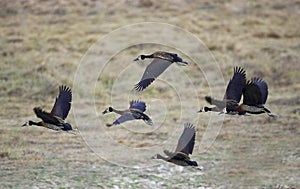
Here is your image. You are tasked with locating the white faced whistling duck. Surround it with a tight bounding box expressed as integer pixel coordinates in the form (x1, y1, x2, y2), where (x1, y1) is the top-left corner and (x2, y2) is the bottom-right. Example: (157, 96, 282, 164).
(235, 77, 278, 117)
(198, 67, 246, 113)
(151, 123, 198, 167)
(102, 100, 153, 127)
(133, 51, 188, 92)
(22, 85, 74, 131)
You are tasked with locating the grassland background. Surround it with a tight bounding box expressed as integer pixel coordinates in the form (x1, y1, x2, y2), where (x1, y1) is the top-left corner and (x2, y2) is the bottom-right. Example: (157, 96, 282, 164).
(0, 0, 299, 188)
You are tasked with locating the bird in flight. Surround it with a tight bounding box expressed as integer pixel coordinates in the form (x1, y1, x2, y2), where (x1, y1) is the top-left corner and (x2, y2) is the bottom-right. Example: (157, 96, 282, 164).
(102, 100, 153, 127)
(133, 51, 188, 92)
(233, 77, 278, 117)
(151, 123, 198, 167)
(199, 66, 246, 114)
(22, 85, 74, 132)
(199, 67, 277, 117)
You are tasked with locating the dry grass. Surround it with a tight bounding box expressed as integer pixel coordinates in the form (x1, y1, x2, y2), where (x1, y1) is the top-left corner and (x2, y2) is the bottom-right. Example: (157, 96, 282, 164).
(1, 0, 299, 188)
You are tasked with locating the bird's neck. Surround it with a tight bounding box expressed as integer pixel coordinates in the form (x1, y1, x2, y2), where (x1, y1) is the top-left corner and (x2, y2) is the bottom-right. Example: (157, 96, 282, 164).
(111, 108, 124, 115)
(155, 154, 169, 161)
(28, 120, 44, 126)
(202, 106, 222, 112)
(141, 54, 153, 60)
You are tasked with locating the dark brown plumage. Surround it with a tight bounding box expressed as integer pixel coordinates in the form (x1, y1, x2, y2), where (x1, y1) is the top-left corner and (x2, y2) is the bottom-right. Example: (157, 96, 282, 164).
(199, 67, 246, 113)
(102, 100, 153, 127)
(151, 123, 198, 167)
(22, 85, 73, 131)
(133, 51, 188, 92)
(236, 77, 277, 117)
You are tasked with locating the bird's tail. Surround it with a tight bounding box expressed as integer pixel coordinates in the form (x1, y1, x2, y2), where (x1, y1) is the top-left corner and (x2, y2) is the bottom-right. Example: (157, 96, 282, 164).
(263, 107, 279, 117)
(187, 160, 198, 167)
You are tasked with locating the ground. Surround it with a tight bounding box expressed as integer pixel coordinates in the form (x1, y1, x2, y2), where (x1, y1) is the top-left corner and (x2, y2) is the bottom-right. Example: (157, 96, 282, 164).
(0, 0, 299, 188)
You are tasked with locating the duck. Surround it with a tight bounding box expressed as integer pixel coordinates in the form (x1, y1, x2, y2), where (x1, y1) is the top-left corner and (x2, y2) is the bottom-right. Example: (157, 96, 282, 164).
(102, 100, 153, 127)
(22, 85, 73, 131)
(151, 123, 198, 167)
(133, 51, 188, 92)
(233, 77, 278, 117)
(198, 66, 246, 113)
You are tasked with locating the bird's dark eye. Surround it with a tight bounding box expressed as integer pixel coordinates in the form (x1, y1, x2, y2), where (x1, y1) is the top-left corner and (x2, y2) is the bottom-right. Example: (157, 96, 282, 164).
(109, 107, 113, 112)
(141, 55, 145, 60)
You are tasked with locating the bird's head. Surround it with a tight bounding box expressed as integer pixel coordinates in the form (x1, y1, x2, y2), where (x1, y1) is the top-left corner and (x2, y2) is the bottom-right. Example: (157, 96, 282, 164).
(102, 107, 113, 114)
(150, 154, 160, 159)
(133, 55, 146, 61)
(21, 120, 35, 127)
(197, 106, 211, 113)
(21, 121, 29, 127)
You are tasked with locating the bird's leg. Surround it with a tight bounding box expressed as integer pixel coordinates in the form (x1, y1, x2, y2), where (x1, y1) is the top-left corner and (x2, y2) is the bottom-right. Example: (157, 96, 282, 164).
(267, 112, 279, 118)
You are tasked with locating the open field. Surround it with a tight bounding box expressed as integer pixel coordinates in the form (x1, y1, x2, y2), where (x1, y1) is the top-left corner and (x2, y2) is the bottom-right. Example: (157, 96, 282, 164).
(1, 0, 299, 188)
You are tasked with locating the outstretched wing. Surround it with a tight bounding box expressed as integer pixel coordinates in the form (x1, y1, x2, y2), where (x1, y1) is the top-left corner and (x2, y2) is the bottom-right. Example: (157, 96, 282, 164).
(134, 58, 173, 92)
(51, 85, 72, 119)
(205, 96, 226, 109)
(175, 123, 196, 155)
(251, 77, 268, 104)
(112, 113, 137, 125)
(129, 100, 146, 112)
(243, 78, 268, 106)
(224, 67, 246, 102)
(34, 107, 61, 125)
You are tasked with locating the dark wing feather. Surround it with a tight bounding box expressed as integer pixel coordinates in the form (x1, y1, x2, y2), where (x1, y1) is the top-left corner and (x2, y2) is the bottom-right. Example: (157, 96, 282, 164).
(129, 100, 146, 112)
(134, 78, 155, 92)
(129, 110, 153, 125)
(224, 67, 246, 102)
(251, 77, 268, 104)
(168, 53, 183, 62)
(175, 123, 196, 155)
(134, 59, 173, 92)
(242, 80, 263, 105)
(51, 85, 72, 119)
(139, 112, 153, 125)
(34, 107, 61, 125)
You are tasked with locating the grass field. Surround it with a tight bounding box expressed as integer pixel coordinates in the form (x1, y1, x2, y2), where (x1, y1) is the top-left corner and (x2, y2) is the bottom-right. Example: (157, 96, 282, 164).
(1, 0, 299, 188)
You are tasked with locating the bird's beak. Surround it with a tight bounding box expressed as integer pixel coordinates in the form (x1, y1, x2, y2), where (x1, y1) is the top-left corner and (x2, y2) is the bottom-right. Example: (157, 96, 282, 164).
(102, 109, 108, 114)
(133, 57, 139, 61)
(197, 107, 204, 113)
(21, 122, 28, 127)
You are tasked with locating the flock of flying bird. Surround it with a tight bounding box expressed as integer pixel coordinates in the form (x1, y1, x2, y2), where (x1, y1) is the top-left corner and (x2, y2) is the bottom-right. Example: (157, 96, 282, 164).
(22, 51, 277, 167)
